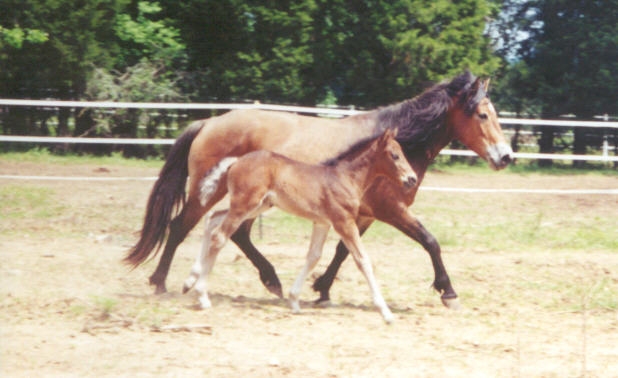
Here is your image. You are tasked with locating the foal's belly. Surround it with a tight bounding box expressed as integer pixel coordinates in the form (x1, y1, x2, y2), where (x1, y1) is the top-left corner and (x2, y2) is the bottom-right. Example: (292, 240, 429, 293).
(261, 190, 330, 226)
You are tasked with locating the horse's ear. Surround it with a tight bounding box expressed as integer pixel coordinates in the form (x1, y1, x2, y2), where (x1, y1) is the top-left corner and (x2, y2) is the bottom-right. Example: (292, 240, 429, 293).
(463, 77, 483, 103)
(471, 77, 482, 93)
(482, 78, 491, 92)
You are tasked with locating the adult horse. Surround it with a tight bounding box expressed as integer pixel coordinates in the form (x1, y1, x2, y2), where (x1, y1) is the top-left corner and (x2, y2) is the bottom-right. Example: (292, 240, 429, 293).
(126, 71, 513, 309)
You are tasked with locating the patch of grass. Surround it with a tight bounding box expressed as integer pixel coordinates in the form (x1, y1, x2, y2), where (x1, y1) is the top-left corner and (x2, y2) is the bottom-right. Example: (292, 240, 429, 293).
(430, 158, 618, 176)
(133, 302, 177, 328)
(0, 148, 164, 168)
(256, 211, 317, 244)
(92, 296, 118, 320)
(0, 185, 63, 219)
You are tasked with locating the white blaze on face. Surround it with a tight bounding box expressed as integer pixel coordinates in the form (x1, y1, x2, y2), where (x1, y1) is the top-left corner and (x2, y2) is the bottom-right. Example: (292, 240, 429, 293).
(486, 143, 513, 170)
(487, 101, 497, 117)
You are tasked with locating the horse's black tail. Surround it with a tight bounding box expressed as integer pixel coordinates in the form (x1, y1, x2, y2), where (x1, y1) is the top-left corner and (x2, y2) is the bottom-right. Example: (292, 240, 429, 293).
(125, 120, 205, 267)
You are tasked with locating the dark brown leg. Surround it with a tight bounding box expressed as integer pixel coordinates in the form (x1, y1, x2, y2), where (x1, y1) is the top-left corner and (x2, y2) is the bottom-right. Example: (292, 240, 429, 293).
(230, 219, 283, 298)
(312, 210, 459, 308)
(380, 209, 458, 307)
(148, 197, 209, 294)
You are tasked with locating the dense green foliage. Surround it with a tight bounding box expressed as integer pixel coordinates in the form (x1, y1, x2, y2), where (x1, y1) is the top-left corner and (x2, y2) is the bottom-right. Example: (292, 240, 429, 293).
(492, 0, 617, 119)
(0, 0, 616, 164)
(1, 0, 499, 106)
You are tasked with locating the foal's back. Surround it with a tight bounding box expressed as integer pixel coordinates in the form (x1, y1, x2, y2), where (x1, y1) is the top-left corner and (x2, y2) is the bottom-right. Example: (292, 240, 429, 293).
(227, 150, 348, 224)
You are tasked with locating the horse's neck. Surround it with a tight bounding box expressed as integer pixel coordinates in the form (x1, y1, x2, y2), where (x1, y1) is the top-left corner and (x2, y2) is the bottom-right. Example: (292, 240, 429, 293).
(367, 100, 456, 163)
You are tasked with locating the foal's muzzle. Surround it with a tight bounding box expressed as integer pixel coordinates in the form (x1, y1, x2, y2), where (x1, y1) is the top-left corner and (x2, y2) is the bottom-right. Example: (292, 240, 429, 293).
(403, 175, 417, 189)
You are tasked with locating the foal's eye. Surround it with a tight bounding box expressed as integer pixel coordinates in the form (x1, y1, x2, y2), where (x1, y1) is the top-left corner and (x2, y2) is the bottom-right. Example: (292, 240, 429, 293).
(478, 113, 489, 120)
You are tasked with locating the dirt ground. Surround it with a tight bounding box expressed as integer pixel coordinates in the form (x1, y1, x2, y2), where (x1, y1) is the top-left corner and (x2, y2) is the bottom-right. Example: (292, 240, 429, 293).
(1, 160, 617, 377)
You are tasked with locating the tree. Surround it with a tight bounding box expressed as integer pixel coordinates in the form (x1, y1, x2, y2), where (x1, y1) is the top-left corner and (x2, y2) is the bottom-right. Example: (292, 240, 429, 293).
(390, 0, 501, 97)
(493, 0, 618, 167)
(160, 0, 501, 107)
(0, 0, 128, 99)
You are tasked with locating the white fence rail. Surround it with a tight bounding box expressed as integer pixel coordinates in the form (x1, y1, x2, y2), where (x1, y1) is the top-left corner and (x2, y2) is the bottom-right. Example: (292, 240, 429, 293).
(1, 99, 617, 162)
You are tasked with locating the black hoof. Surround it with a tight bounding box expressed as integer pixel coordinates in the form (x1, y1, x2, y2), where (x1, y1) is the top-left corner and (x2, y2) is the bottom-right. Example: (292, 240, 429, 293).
(267, 284, 284, 299)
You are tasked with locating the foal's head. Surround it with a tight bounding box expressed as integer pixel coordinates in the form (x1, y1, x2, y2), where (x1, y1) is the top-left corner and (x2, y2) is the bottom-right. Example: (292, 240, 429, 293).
(372, 129, 417, 189)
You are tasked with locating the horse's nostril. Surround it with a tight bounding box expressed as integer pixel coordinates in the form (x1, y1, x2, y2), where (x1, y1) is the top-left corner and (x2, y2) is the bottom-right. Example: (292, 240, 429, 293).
(501, 153, 513, 165)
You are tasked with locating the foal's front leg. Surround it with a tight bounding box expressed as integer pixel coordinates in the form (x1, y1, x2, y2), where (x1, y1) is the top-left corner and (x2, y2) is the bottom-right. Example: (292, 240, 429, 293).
(336, 222, 394, 324)
(312, 216, 374, 303)
(288, 223, 330, 313)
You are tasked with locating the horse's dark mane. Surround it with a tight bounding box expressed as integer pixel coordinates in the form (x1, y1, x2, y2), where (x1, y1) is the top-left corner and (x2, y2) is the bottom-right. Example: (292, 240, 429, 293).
(322, 72, 485, 166)
(376, 71, 486, 154)
(321, 133, 381, 167)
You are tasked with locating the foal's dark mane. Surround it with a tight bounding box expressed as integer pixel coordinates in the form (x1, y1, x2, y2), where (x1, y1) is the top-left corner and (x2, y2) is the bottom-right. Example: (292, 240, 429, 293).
(376, 71, 486, 155)
(321, 133, 381, 167)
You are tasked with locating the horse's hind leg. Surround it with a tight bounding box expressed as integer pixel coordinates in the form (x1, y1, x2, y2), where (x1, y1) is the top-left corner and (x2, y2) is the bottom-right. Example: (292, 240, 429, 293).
(148, 196, 207, 294)
(149, 181, 228, 294)
(289, 223, 330, 313)
(230, 219, 283, 298)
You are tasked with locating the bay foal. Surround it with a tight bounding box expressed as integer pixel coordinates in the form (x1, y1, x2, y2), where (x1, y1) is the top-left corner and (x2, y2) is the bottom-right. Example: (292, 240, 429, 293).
(182, 129, 416, 323)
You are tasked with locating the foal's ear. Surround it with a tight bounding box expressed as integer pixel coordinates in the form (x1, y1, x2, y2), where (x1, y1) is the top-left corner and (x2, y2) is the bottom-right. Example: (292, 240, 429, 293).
(381, 128, 397, 141)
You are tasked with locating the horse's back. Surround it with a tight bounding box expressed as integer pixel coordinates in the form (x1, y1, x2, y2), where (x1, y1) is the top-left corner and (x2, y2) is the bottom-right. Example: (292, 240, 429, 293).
(191, 109, 376, 165)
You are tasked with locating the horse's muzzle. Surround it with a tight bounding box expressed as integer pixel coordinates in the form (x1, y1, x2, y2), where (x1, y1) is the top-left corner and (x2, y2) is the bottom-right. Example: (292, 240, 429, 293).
(487, 143, 514, 170)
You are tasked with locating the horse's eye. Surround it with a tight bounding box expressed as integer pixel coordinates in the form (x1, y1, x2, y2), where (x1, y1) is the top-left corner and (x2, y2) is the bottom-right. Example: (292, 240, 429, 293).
(391, 153, 400, 160)
(478, 113, 489, 120)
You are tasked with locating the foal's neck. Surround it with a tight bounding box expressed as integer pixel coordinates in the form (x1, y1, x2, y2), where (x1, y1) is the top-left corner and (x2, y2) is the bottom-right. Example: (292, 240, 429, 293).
(330, 145, 381, 192)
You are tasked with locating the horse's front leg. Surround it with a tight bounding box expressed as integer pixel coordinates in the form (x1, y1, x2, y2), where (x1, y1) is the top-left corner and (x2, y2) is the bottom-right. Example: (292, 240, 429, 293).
(230, 219, 283, 298)
(312, 217, 374, 303)
(288, 223, 330, 313)
(379, 207, 459, 309)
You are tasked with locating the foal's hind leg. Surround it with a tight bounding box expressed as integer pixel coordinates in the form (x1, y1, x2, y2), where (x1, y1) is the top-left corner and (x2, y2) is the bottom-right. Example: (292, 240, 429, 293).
(183, 210, 227, 295)
(288, 223, 330, 313)
(191, 196, 272, 308)
(191, 212, 246, 309)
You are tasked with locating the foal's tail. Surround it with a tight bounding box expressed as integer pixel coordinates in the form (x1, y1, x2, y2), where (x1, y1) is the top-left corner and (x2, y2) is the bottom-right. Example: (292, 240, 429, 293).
(125, 121, 206, 267)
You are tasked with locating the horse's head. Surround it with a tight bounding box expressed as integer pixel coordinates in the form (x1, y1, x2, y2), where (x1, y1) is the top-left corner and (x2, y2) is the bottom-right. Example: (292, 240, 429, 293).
(448, 77, 513, 170)
(375, 128, 417, 188)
